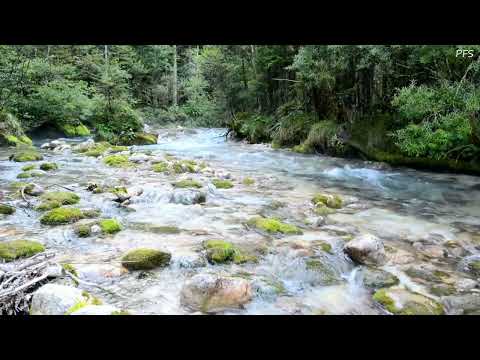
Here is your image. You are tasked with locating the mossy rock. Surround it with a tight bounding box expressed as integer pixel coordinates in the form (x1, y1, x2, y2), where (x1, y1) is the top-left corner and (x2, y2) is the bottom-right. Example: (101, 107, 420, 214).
(242, 177, 255, 186)
(40, 191, 80, 206)
(2, 134, 32, 146)
(108, 145, 129, 153)
(292, 143, 313, 154)
(212, 179, 234, 189)
(0, 204, 16, 215)
(81, 209, 101, 218)
(40, 207, 84, 225)
(119, 132, 157, 146)
(305, 258, 341, 285)
(21, 164, 36, 171)
(17, 171, 44, 179)
(247, 217, 303, 235)
(172, 160, 196, 174)
(103, 154, 133, 168)
(61, 263, 78, 277)
(312, 193, 343, 209)
(173, 179, 202, 189)
(203, 240, 257, 265)
(74, 223, 92, 237)
(313, 240, 333, 254)
(82, 142, 110, 157)
(152, 162, 169, 173)
(314, 204, 336, 216)
(12, 149, 43, 162)
(39, 162, 58, 171)
(372, 288, 444, 315)
(35, 200, 62, 211)
(0, 240, 45, 262)
(121, 248, 171, 270)
(99, 219, 122, 234)
(60, 123, 90, 137)
(467, 260, 480, 276)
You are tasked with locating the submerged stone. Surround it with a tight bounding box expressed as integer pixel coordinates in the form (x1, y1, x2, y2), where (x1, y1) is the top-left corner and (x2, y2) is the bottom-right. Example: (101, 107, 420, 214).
(0, 204, 16, 215)
(39, 162, 58, 171)
(312, 193, 343, 209)
(359, 267, 399, 289)
(212, 179, 234, 189)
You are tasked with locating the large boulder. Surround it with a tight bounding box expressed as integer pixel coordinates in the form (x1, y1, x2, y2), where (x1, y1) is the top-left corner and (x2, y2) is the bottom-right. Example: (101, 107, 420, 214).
(344, 233, 387, 266)
(180, 274, 252, 313)
(30, 284, 84, 315)
(170, 189, 206, 205)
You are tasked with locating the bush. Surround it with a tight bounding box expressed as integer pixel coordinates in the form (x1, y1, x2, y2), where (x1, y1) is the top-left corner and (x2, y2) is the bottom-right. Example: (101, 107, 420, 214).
(271, 111, 316, 147)
(301, 120, 345, 155)
(234, 112, 274, 143)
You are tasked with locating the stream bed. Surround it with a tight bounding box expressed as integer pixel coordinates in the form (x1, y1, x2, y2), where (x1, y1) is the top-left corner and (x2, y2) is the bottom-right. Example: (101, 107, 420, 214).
(1, 127, 480, 315)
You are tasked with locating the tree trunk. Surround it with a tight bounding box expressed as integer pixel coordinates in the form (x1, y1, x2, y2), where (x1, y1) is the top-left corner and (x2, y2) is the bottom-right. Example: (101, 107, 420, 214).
(172, 45, 178, 107)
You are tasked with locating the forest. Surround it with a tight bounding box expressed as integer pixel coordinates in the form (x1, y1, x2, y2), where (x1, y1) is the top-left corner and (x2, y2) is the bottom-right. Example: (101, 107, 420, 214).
(1, 45, 480, 316)
(1, 45, 480, 172)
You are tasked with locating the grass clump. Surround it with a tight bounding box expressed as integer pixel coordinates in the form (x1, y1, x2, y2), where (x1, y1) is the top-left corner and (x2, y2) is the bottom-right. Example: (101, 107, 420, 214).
(173, 179, 202, 188)
(40, 207, 84, 225)
(99, 219, 122, 234)
(212, 179, 234, 189)
(121, 248, 171, 270)
(0, 240, 45, 262)
(247, 217, 303, 235)
(39, 162, 58, 171)
(75, 223, 92, 237)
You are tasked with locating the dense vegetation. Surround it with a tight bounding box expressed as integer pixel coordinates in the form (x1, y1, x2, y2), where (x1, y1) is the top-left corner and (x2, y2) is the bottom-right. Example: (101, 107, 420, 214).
(1, 45, 479, 172)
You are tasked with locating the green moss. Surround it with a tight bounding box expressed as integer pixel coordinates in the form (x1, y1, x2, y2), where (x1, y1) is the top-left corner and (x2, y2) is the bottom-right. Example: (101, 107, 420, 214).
(132, 133, 157, 145)
(81, 209, 101, 218)
(172, 160, 196, 174)
(121, 248, 171, 270)
(39, 162, 58, 171)
(312, 193, 343, 209)
(292, 143, 313, 154)
(372, 289, 444, 315)
(247, 217, 303, 235)
(242, 177, 255, 186)
(40, 191, 80, 206)
(0, 240, 45, 262)
(4, 134, 20, 146)
(17, 171, 44, 179)
(305, 259, 339, 285)
(212, 179, 234, 189)
(74, 223, 92, 237)
(60, 123, 90, 137)
(65, 300, 88, 315)
(173, 179, 202, 188)
(61, 263, 78, 277)
(22, 164, 35, 171)
(35, 200, 62, 211)
(314, 204, 336, 216)
(99, 219, 122, 234)
(0, 204, 16, 215)
(111, 310, 131, 315)
(10, 181, 29, 190)
(108, 145, 129, 153)
(40, 207, 84, 225)
(83, 142, 110, 157)
(316, 241, 333, 254)
(12, 149, 43, 162)
(19, 135, 32, 145)
(152, 162, 169, 173)
(203, 240, 235, 264)
(103, 154, 133, 168)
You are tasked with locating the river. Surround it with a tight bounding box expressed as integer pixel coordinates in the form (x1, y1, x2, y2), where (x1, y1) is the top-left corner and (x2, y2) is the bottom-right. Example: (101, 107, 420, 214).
(1, 127, 480, 314)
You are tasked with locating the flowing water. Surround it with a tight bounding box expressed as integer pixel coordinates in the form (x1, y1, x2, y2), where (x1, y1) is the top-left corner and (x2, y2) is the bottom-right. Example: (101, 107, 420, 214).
(1, 127, 480, 314)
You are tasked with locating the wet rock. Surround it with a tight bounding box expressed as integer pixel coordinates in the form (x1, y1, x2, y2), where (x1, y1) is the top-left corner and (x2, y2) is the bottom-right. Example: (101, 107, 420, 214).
(404, 264, 452, 284)
(0, 240, 45, 262)
(73, 139, 95, 152)
(129, 153, 150, 163)
(180, 274, 252, 313)
(0, 204, 15, 215)
(247, 216, 303, 235)
(121, 248, 171, 270)
(70, 304, 121, 315)
(455, 278, 477, 293)
(170, 189, 206, 205)
(359, 267, 399, 290)
(372, 288, 444, 315)
(175, 253, 207, 268)
(386, 247, 416, 265)
(413, 243, 447, 259)
(344, 233, 387, 266)
(429, 283, 456, 297)
(315, 216, 326, 227)
(305, 258, 343, 285)
(462, 257, 480, 277)
(24, 183, 44, 196)
(30, 284, 84, 315)
(442, 293, 480, 315)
